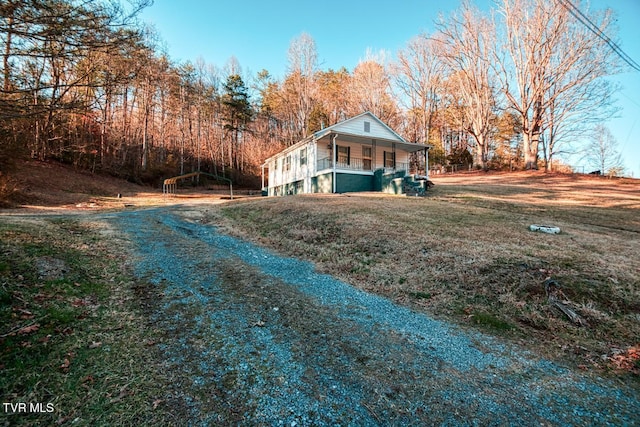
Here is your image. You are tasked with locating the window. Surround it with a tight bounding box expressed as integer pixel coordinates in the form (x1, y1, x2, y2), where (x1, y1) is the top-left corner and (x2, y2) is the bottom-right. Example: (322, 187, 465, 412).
(284, 155, 291, 172)
(300, 147, 307, 166)
(336, 145, 350, 166)
(384, 151, 395, 168)
(362, 146, 372, 170)
(364, 121, 371, 133)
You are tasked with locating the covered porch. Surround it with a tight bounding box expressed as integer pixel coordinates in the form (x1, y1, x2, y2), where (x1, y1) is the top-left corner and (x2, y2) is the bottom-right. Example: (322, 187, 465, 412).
(313, 133, 431, 194)
(315, 133, 430, 176)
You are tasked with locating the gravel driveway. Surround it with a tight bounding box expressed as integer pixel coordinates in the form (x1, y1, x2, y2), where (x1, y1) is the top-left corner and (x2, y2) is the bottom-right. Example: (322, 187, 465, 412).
(108, 206, 639, 426)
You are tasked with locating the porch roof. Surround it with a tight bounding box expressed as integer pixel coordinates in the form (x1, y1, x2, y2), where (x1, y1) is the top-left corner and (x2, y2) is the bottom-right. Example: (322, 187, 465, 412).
(314, 131, 431, 153)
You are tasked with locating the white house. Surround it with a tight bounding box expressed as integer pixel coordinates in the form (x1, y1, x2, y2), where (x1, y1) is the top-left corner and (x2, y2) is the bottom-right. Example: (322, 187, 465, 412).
(261, 112, 431, 196)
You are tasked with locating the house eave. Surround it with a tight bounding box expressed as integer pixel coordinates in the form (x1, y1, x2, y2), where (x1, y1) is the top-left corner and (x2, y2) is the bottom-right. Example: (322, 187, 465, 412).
(263, 136, 314, 163)
(314, 130, 431, 152)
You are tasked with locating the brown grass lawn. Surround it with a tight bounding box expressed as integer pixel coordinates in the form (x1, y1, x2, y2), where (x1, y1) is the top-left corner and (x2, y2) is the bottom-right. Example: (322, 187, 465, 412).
(2, 161, 638, 388)
(212, 171, 640, 381)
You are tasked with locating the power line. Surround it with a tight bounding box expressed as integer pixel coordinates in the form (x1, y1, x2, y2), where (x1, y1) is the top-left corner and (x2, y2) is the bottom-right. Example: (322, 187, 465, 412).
(556, 0, 640, 73)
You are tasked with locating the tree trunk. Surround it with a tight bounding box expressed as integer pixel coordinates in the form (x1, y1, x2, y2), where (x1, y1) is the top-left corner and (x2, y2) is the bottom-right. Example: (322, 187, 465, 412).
(544, 148, 552, 172)
(141, 108, 149, 170)
(3, 12, 13, 93)
(522, 130, 541, 170)
(101, 84, 111, 168)
(473, 134, 488, 170)
(522, 103, 542, 170)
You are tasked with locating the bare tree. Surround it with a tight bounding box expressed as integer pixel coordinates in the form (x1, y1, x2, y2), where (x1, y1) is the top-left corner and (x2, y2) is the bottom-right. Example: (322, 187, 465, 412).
(497, 0, 560, 169)
(539, 6, 620, 171)
(497, 0, 620, 170)
(286, 32, 318, 138)
(316, 68, 350, 126)
(583, 125, 624, 176)
(393, 34, 446, 144)
(348, 51, 398, 125)
(438, 2, 497, 170)
(0, 0, 149, 162)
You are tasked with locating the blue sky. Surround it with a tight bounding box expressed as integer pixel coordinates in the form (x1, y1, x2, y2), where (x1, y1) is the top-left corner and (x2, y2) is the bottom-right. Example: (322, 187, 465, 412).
(140, 0, 640, 177)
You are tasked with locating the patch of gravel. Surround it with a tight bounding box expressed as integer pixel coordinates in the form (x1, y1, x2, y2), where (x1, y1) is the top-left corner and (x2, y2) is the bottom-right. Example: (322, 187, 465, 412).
(108, 207, 639, 426)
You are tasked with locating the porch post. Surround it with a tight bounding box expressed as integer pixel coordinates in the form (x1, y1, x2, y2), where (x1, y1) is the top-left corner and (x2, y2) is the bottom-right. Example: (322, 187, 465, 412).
(424, 148, 429, 178)
(332, 133, 338, 193)
(392, 142, 396, 170)
(372, 139, 376, 170)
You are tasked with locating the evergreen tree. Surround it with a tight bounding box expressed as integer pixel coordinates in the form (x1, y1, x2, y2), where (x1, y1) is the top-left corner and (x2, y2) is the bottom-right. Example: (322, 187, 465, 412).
(221, 74, 253, 171)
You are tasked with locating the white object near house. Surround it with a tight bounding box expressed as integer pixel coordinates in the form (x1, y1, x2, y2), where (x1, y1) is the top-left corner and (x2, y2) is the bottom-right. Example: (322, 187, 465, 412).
(529, 224, 561, 234)
(261, 112, 432, 196)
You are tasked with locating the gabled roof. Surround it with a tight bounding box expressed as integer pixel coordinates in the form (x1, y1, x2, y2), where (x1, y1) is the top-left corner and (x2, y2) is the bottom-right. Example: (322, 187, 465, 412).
(313, 111, 408, 143)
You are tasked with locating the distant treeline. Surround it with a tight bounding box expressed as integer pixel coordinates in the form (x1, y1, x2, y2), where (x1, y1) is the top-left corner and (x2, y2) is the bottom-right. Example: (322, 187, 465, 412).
(0, 0, 623, 187)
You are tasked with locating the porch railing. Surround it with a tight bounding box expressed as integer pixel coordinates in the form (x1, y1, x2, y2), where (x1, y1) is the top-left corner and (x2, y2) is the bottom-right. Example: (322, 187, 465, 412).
(317, 157, 408, 173)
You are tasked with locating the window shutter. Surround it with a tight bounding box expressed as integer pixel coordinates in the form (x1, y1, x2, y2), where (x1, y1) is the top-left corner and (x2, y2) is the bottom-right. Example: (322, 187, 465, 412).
(347, 146, 351, 165)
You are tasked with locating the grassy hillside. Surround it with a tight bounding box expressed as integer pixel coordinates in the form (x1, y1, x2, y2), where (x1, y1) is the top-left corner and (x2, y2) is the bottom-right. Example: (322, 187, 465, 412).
(0, 215, 175, 425)
(1, 159, 242, 209)
(212, 172, 640, 379)
(1, 159, 154, 208)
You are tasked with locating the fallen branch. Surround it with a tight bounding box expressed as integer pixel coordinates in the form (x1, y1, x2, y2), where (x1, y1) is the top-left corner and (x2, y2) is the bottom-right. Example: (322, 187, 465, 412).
(1, 320, 42, 338)
(544, 278, 588, 327)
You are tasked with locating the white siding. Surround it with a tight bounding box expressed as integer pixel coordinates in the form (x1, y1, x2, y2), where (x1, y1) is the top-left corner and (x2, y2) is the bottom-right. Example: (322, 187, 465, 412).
(398, 150, 410, 167)
(331, 114, 401, 141)
(268, 141, 316, 192)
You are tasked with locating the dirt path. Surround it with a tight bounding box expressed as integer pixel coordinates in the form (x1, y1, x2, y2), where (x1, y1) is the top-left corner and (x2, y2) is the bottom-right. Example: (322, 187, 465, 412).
(106, 206, 639, 426)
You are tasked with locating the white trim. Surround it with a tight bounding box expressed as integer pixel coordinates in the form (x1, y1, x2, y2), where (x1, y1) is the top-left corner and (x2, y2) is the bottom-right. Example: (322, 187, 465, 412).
(313, 111, 416, 145)
(332, 133, 338, 193)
